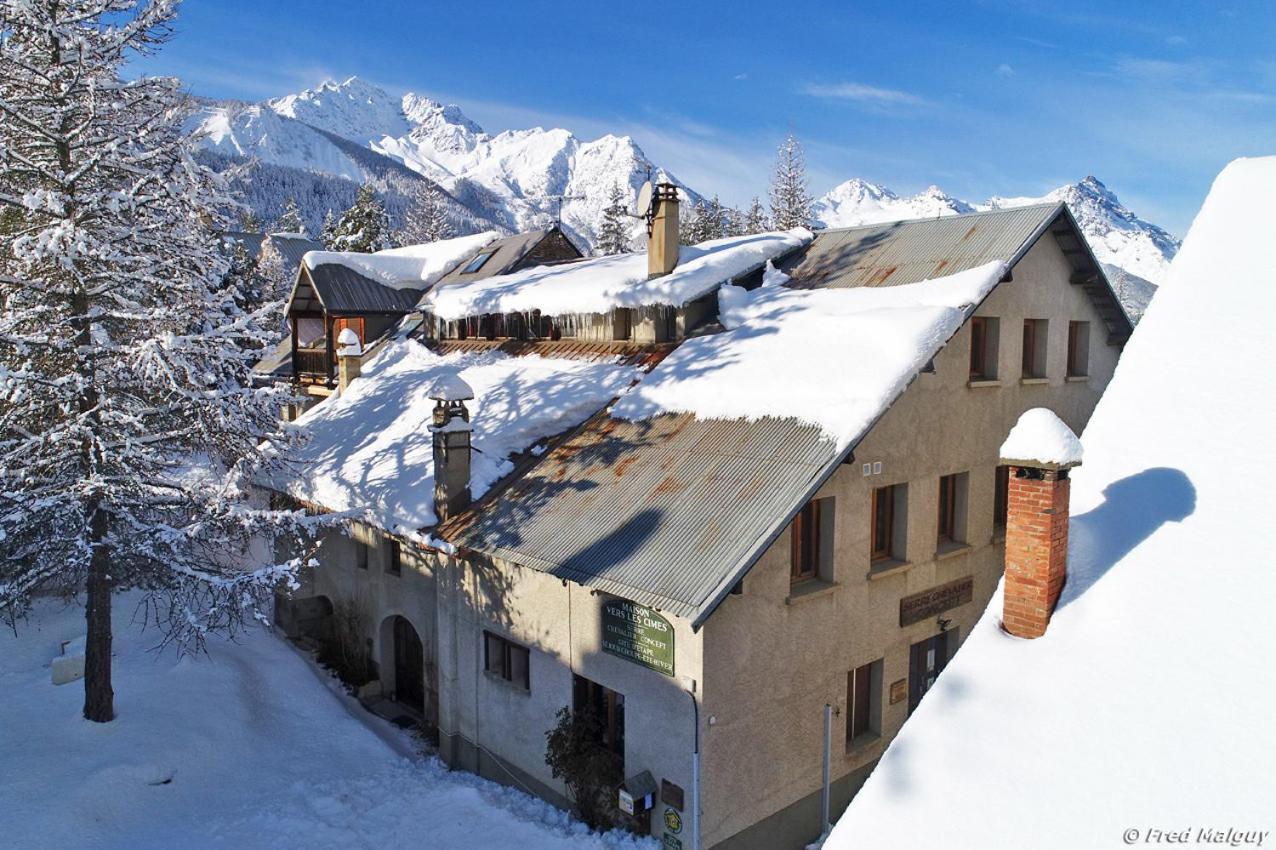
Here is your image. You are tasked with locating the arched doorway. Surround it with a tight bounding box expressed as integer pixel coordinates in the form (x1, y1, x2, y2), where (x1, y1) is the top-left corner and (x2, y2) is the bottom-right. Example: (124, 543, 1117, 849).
(388, 615, 425, 714)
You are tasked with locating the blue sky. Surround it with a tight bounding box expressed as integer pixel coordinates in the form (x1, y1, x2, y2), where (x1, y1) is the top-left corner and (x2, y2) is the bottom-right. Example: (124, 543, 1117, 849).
(136, 0, 1275, 235)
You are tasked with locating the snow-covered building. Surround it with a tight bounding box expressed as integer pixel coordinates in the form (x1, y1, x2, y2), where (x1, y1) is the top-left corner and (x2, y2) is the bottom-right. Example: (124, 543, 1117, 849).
(258, 225, 584, 403)
(824, 158, 1276, 849)
(267, 189, 1131, 849)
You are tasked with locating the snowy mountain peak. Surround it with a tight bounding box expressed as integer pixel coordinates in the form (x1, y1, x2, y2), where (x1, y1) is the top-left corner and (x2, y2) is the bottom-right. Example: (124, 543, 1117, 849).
(267, 76, 409, 141)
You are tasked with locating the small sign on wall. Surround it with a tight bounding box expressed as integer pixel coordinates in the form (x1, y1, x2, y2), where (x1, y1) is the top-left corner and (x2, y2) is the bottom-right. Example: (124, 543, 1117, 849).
(602, 598, 675, 676)
(889, 678, 908, 705)
(899, 576, 973, 627)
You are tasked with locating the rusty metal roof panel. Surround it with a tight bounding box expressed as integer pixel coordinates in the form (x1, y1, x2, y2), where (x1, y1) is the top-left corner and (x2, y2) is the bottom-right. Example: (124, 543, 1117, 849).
(784, 204, 1060, 290)
(449, 412, 837, 622)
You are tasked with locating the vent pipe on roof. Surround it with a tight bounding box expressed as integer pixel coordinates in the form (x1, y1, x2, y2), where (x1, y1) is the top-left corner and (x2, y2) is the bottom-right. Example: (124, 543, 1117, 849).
(647, 183, 680, 279)
(429, 374, 475, 524)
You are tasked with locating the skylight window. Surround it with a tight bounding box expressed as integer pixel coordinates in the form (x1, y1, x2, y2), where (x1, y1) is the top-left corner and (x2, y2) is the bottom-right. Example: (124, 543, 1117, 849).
(461, 251, 495, 274)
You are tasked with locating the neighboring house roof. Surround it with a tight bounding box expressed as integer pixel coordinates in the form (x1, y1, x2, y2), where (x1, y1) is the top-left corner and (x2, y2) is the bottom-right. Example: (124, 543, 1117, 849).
(429, 226, 581, 291)
(298, 263, 426, 314)
(826, 156, 1276, 850)
(779, 203, 1132, 343)
(224, 230, 267, 258)
(266, 234, 325, 268)
(442, 207, 1121, 628)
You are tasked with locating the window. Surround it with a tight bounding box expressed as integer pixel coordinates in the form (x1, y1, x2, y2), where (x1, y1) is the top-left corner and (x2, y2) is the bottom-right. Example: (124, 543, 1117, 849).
(573, 675, 624, 760)
(461, 251, 495, 274)
(871, 485, 906, 563)
(354, 539, 369, 570)
(969, 316, 1000, 380)
(386, 538, 401, 576)
(1067, 321, 1090, 377)
(484, 631, 530, 691)
(993, 465, 1010, 535)
(790, 499, 822, 584)
(1022, 318, 1048, 378)
(847, 659, 883, 748)
(333, 316, 365, 344)
(937, 472, 969, 548)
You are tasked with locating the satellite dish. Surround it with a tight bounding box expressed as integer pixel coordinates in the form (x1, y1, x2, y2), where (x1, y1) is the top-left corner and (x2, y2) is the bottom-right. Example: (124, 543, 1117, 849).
(634, 180, 653, 218)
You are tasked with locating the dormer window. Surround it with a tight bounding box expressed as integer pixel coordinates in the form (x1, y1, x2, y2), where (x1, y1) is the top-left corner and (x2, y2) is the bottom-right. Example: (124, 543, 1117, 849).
(461, 251, 495, 274)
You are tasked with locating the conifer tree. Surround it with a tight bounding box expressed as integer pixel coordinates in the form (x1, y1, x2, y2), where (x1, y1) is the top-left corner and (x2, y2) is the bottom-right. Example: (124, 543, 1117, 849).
(744, 196, 771, 234)
(0, 0, 318, 722)
(320, 209, 339, 249)
(239, 209, 263, 233)
(769, 134, 813, 230)
(398, 180, 453, 246)
(594, 183, 631, 256)
(273, 198, 306, 235)
(330, 185, 391, 253)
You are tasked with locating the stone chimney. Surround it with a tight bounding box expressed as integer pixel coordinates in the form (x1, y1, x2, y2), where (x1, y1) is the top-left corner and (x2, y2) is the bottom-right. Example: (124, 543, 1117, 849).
(999, 409, 1083, 639)
(429, 374, 475, 524)
(647, 182, 680, 279)
(336, 327, 363, 393)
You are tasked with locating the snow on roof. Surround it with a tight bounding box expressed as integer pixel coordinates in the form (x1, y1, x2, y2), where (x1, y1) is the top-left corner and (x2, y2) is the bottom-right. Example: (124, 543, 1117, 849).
(271, 339, 639, 537)
(828, 157, 1276, 849)
(302, 231, 498, 291)
(422, 229, 813, 321)
(999, 407, 1083, 467)
(611, 260, 1007, 452)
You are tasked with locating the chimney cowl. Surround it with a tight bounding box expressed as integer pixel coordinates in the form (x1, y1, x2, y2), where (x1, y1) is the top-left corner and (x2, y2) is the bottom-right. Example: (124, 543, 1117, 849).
(337, 327, 362, 357)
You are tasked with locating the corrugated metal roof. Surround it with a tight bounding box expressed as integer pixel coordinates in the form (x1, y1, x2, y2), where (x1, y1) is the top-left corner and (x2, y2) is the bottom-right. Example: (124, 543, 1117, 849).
(784, 204, 1059, 289)
(267, 234, 325, 269)
(224, 230, 266, 258)
(445, 412, 837, 623)
(305, 263, 424, 313)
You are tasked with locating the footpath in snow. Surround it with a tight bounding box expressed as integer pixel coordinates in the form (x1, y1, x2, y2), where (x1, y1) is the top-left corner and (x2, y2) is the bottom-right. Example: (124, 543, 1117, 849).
(0, 595, 654, 850)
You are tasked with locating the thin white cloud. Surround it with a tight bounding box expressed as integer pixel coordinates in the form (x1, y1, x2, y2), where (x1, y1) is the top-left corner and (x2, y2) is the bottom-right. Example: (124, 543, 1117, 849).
(1166, 35, 1188, 46)
(996, 64, 1016, 77)
(801, 81, 927, 106)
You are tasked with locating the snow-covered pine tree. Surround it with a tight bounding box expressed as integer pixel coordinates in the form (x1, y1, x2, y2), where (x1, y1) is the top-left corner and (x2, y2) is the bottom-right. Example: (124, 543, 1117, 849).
(678, 201, 700, 246)
(744, 196, 771, 234)
(0, 0, 319, 723)
(769, 134, 813, 230)
(273, 198, 306, 235)
(594, 183, 631, 256)
(330, 184, 392, 253)
(398, 179, 453, 246)
(239, 209, 263, 233)
(320, 209, 339, 248)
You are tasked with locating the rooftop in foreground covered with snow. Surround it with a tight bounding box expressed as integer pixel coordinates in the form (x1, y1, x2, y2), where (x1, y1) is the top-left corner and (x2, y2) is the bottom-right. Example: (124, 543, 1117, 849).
(827, 156, 1276, 849)
(267, 339, 640, 538)
(421, 229, 813, 320)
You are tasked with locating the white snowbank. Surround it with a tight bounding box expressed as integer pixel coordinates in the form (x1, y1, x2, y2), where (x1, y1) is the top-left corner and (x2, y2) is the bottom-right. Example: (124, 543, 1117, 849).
(828, 157, 1276, 849)
(423, 229, 813, 320)
(0, 595, 653, 850)
(612, 261, 1006, 451)
(999, 407, 1083, 466)
(272, 339, 639, 535)
(303, 231, 498, 290)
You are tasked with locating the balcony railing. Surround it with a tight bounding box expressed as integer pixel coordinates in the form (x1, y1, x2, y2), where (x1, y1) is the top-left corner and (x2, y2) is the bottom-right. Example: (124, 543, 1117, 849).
(294, 348, 331, 380)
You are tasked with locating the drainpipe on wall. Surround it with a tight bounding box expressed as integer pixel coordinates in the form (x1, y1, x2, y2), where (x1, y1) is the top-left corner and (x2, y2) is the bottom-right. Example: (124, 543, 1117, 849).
(680, 676, 701, 850)
(820, 703, 834, 838)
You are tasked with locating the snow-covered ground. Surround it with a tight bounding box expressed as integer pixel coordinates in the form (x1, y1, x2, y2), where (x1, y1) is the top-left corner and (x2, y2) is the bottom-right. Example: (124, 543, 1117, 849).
(825, 157, 1276, 848)
(0, 595, 654, 850)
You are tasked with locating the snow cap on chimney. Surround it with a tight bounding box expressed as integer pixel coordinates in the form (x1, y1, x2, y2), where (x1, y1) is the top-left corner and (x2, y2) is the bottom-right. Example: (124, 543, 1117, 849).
(999, 408, 1083, 469)
(337, 327, 362, 357)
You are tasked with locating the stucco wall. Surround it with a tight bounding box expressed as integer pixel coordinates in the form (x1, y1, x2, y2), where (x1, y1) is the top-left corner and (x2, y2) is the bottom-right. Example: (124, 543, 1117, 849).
(699, 233, 1122, 849)
(435, 551, 705, 832)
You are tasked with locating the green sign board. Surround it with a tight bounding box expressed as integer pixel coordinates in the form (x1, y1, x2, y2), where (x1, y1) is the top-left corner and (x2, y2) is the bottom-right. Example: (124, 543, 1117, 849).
(602, 599, 675, 676)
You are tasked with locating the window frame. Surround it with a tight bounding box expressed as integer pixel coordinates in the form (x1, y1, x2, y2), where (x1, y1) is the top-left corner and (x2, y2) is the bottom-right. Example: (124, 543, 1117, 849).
(846, 659, 883, 749)
(355, 539, 369, 571)
(969, 316, 999, 380)
(1022, 318, 1049, 379)
(461, 250, 496, 275)
(871, 485, 895, 562)
(790, 499, 822, 584)
(386, 538, 402, 576)
(937, 474, 958, 544)
(993, 465, 1010, 535)
(483, 630, 531, 692)
(1067, 320, 1090, 377)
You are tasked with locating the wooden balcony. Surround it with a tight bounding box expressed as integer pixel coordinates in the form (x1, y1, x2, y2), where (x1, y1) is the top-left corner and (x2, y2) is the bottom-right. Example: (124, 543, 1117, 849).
(294, 348, 332, 384)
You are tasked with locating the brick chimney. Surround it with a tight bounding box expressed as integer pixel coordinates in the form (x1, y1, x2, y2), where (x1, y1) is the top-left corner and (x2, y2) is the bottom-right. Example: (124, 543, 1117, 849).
(429, 374, 474, 524)
(647, 182, 680, 279)
(336, 327, 363, 393)
(999, 408, 1083, 639)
